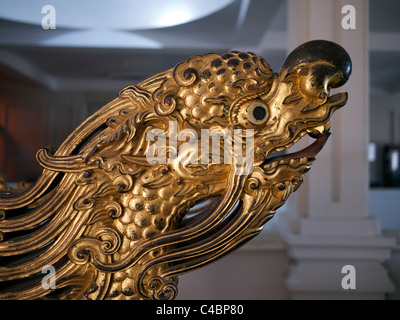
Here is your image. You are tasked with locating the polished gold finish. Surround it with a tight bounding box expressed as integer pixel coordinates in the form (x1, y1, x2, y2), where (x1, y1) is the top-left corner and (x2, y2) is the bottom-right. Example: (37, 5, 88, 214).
(0, 40, 351, 300)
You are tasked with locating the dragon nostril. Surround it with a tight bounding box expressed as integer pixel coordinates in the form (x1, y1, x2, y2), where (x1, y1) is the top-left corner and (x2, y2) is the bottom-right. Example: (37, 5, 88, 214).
(250, 182, 259, 190)
(278, 183, 286, 190)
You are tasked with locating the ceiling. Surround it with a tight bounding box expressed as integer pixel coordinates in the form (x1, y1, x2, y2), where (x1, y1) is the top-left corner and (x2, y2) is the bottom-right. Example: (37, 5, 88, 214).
(0, 0, 399, 93)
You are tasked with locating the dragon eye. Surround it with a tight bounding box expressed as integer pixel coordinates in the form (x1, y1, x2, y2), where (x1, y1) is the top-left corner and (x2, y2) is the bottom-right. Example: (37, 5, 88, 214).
(247, 101, 269, 125)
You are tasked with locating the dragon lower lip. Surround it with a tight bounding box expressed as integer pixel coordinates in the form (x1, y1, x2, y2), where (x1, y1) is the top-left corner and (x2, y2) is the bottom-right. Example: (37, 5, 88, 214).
(262, 131, 331, 166)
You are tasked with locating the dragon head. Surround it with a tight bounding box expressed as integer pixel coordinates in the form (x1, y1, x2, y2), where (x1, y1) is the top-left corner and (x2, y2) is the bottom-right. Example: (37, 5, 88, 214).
(0, 40, 351, 300)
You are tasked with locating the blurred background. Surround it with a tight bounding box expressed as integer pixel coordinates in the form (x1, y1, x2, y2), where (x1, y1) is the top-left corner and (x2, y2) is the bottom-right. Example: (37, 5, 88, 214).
(0, 0, 399, 299)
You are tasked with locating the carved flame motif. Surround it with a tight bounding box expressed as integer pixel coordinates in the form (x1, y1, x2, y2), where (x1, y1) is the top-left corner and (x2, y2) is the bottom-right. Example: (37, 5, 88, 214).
(0, 40, 351, 300)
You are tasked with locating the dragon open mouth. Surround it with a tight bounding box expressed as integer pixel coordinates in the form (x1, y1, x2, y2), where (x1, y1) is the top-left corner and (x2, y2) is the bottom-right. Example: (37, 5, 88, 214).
(262, 130, 330, 168)
(261, 90, 347, 169)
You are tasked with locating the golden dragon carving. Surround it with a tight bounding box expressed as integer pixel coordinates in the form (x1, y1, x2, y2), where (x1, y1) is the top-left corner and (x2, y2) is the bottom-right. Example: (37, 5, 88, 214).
(0, 40, 351, 300)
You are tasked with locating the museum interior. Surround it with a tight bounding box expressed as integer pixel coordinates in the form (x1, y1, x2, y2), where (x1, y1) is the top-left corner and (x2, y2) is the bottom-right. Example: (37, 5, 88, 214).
(0, 0, 399, 299)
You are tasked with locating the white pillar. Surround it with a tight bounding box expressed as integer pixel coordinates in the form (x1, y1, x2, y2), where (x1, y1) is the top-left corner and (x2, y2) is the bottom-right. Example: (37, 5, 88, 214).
(283, 0, 396, 299)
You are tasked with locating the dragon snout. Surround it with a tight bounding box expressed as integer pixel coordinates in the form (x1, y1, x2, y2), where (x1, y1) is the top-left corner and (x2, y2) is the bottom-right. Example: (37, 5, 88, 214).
(281, 39, 352, 97)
